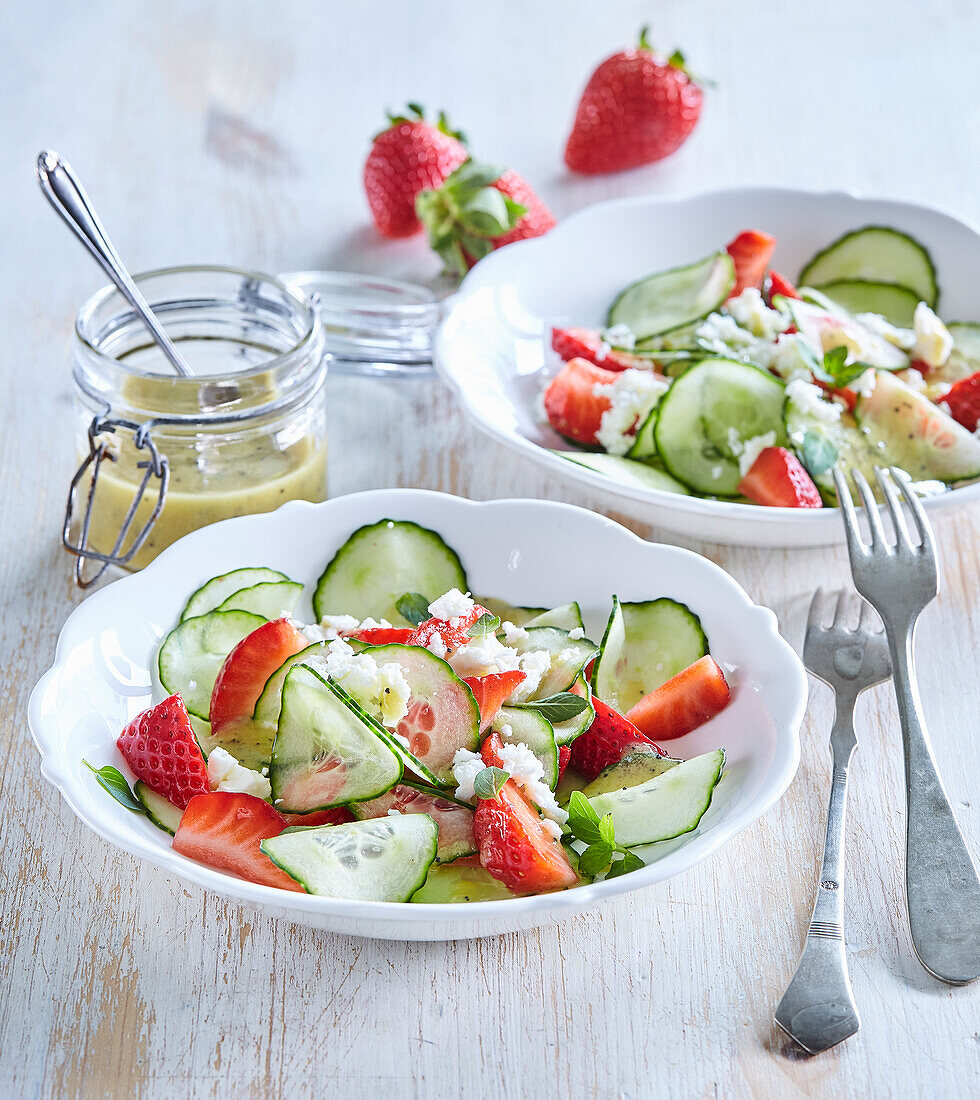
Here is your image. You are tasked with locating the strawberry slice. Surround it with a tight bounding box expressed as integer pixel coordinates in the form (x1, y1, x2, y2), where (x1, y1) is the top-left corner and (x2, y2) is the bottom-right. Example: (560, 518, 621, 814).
(463, 670, 527, 729)
(738, 446, 823, 508)
(352, 627, 414, 645)
(726, 230, 776, 297)
(626, 656, 731, 740)
(813, 378, 857, 412)
(173, 792, 304, 891)
(281, 807, 355, 828)
(543, 357, 620, 445)
(210, 618, 307, 734)
(767, 270, 801, 302)
(943, 372, 980, 430)
(557, 745, 571, 785)
(569, 696, 665, 781)
(407, 602, 488, 654)
(117, 694, 209, 808)
(473, 734, 578, 895)
(552, 327, 646, 372)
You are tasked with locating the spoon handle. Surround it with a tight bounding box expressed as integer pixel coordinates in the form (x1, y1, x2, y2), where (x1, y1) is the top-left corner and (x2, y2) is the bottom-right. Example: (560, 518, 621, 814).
(36, 150, 192, 378)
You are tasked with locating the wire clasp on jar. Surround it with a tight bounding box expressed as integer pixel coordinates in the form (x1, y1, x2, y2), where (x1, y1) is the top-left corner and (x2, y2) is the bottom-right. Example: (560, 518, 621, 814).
(63, 412, 169, 588)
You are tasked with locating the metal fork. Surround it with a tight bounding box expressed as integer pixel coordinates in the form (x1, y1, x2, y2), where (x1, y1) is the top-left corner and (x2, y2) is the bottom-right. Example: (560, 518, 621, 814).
(774, 589, 890, 1054)
(834, 465, 980, 985)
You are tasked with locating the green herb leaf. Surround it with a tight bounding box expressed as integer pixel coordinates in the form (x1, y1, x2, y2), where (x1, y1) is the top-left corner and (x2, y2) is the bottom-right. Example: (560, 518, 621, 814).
(605, 850, 645, 879)
(565, 790, 603, 844)
(810, 344, 872, 389)
(800, 430, 839, 477)
(473, 766, 510, 800)
(83, 760, 146, 815)
(396, 592, 430, 628)
(579, 842, 615, 877)
(468, 612, 501, 638)
(514, 692, 588, 724)
(598, 813, 616, 846)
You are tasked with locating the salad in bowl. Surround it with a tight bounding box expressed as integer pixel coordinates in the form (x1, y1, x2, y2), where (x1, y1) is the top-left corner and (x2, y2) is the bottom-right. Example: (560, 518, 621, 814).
(544, 224, 980, 508)
(81, 517, 732, 904)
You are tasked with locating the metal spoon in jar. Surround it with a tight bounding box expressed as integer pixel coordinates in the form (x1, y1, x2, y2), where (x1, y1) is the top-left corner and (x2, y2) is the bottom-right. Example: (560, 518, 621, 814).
(36, 150, 193, 378)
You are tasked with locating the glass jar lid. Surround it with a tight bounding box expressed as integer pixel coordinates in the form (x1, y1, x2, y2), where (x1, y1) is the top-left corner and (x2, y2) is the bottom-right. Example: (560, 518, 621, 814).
(280, 270, 443, 377)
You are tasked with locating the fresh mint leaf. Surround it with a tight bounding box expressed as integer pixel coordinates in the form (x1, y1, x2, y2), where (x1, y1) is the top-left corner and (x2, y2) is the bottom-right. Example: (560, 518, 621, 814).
(579, 842, 615, 878)
(513, 692, 588, 723)
(598, 813, 616, 846)
(83, 760, 145, 815)
(801, 429, 838, 477)
(565, 791, 603, 845)
(810, 344, 871, 389)
(605, 850, 645, 879)
(473, 766, 510, 800)
(396, 592, 430, 628)
(468, 612, 501, 638)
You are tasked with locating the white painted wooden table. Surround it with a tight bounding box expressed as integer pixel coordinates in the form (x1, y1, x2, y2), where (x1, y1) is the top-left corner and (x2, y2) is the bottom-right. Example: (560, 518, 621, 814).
(3, 2, 980, 1095)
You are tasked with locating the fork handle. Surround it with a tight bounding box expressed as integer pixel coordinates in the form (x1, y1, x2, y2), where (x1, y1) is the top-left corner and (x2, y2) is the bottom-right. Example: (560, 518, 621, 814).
(891, 626, 980, 985)
(774, 711, 860, 1052)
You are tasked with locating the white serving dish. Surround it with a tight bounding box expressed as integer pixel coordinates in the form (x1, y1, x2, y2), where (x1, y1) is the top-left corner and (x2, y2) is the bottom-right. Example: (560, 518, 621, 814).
(29, 490, 806, 940)
(435, 186, 980, 546)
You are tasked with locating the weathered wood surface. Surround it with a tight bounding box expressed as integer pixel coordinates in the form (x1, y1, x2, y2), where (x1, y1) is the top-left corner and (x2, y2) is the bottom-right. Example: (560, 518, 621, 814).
(2, 1, 980, 1096)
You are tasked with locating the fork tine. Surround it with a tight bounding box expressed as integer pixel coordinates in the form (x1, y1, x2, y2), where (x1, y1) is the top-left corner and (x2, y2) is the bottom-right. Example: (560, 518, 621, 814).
(851, 468, 888, 548)
(875, 467, 914, 550)
(890, 467, 937, 558)
(857, 596, 879, 635)
(831, 589, 847, 627)
(833, 467, 867, 561)
(806, 587, 826, 636)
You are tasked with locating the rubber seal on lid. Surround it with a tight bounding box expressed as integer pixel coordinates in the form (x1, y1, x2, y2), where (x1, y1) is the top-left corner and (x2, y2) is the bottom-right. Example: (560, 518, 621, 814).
(281, 271, 442, 378)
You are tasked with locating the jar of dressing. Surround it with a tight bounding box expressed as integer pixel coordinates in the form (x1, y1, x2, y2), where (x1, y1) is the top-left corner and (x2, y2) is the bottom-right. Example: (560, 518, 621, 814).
(69, 266, 328, 584)
(67, 265, 441, 586)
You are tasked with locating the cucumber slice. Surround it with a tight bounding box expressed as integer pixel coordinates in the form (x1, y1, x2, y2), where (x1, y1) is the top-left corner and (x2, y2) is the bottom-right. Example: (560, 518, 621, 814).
(509, 627, 598, 700)
(580, 748, 679, 799)
(412, 861, 516, 903)
(551, 673, 595, 746)
(785, 298, 908, 370)
(592, 596, 708, 713)
(524, 602, 584, 632)
(948, 322, 980, 367)
(350, 781, 476, 862)
(493, 706, 559, 789)
(261, 815, 438, 901)
(799, 226, 938, 307)
(158, 610, 266, 720)
(784, 395, 880, 505)
(553, 451, 692, 495)
(587, 748, 725, 846)
(363, 643, 480, 784)
(313, 519, 467, 625)
(607, 252, 736, 340)
(180, 568, 290, 622)
(653, 358, 787, 495)
(627, 406, 659, 460)
(217, 580, 304, 620)
(253, 641, 328, 730)
(816, 279, 919, 328)
(269, 665, 403, 812)
(476, 598, 547, 626)
(134, 781, 183, 835)
(855, 370, 980, 482)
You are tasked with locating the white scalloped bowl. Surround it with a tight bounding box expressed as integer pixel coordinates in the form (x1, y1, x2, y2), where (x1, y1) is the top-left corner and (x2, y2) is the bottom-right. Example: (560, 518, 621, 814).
(29, 490, 806, 940)
(435, 187, 980, 546)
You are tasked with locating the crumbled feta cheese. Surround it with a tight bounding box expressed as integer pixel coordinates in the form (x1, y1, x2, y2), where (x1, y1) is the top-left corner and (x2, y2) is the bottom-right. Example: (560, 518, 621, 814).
(540, 818, 564, 840)
(207, 747, 272, 800)
(424, 632, 448, 660)
(768, 333, 817, 382)
(386, 808, 402, 816)
(785, 378, 844, 422)
(452, 747, 485, 803)
(595, 340, 611, 362)
(316, 613, 360, 640)
(508, 649, 553, 703)
(568, 627, 585, 640)
(912, 302, 953, 369)
(601, 322, 637, 350)
(850, 369, 877, 399)
(305, 638, 411, 728)
(501, 620, 529, 645)
(593, 369, 669, 455)
(428, 589, 474, 621)
(695, 312, 758, 354)
(897, 368, 928, 393)
(358, 617, 393, 632)
(448, 633, 522, 678)
(725, 288, 790, 340)
(856, 312, 915, 350)
(496, 741, 568, 827)
(737, 431, 777, 477)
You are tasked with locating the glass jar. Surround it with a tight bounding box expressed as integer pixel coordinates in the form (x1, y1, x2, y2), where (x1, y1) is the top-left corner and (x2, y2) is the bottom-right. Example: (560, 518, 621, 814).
(69, 266, 328, 584)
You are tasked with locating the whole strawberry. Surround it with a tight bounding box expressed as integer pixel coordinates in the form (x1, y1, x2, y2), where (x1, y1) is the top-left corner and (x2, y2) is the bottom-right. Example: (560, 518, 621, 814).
(416, 159, 556, 276)
(564, 27, 706, 175)
(364, 104, 468, 238)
